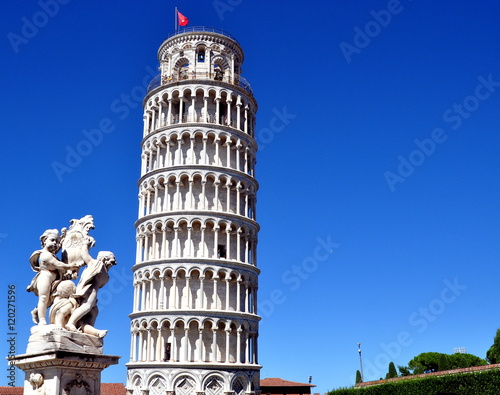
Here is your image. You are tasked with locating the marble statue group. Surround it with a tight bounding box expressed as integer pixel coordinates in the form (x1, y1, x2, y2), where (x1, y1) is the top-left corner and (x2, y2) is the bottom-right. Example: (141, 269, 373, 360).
(27, 215, 116, 338)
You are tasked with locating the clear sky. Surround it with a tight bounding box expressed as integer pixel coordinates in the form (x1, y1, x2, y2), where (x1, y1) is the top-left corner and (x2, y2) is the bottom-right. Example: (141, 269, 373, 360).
(1, 1, 500, 393)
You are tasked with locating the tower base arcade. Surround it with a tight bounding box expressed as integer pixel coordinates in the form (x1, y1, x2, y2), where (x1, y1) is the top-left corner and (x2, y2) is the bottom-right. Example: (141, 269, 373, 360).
(126, 365, 261, 395)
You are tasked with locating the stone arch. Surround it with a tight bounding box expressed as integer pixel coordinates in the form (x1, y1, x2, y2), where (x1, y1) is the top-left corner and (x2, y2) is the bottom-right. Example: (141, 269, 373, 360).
(195, 42, 207, 64)
(181, 88, 194, 123)
(131, 320, 140, 330)
(178, 172, 190, 209)
(227, 321, 238, 362)
(205, 173, 217, 210)
(175, 267, 188, 308)
(212, 55, 229, 74)
(186, 319, 201, 362)
(217, 221, 232, 260)
(174, 57, 190, 81)
(159, 317, 172, 329)
(173, 373, 197, 395)
(156, 176, 167, 213)
(250, 374, 260, 393)
(191, 173, 204, 210)
(214, 321, 227, 362)
(161, 266, 174, 279)
(205, 131, 217, 165)
(206, 89, 218, 123)
(181, 86, 193, 98)
(219, 91, 231, 125)
(218, 133, 230, 167)
(200, 319, 215, 362)
(177, 219, 190, 257)
(172, 320, 186, 362)
(191, 220, 203, 258)
(130, 374, 142, 395)
(169, 91, 182, 124)
(231, 374, 248, 395)
(174, 266, 188, 279)
(146, 373, 168, 395)
(203, 373, 225, 395)
(149, 319, 159, 330)
(192, 130, 205, 165)
(202, 267, 215, 309)
(170, 88, 181, 99)
(227, 270, 239, 311)
(165, 174, 177, 211)
(139, 319, 148, 330)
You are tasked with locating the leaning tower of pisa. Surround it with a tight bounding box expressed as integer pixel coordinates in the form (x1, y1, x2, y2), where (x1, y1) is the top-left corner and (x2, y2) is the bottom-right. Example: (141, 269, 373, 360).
(126, 27, 261, 395)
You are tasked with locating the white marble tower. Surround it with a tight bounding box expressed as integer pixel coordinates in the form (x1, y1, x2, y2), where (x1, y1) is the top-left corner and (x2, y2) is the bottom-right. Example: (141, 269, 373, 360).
(126, 27, 261, 395)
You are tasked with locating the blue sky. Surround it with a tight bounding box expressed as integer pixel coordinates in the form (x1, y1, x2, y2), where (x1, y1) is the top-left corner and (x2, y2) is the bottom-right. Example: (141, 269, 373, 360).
(1, 0, 500, 393)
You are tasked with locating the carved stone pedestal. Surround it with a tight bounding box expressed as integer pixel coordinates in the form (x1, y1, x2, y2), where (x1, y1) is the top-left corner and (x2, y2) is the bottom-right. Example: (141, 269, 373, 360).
(27, 325, 104, 355)
(11, 350, 119, 395)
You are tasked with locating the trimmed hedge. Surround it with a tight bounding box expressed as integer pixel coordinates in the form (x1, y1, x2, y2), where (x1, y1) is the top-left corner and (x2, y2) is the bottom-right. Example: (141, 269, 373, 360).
(328, 368, 500, 395)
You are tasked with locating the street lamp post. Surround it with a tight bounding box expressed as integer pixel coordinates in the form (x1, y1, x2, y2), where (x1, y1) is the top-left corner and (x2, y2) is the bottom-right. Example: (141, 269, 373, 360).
(357, 342, 364, 382)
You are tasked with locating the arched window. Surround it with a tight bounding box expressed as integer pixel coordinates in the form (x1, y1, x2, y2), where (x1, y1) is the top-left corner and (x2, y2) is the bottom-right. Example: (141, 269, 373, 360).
(180, 63, 189, 80)
(197, 45, 206, 63)
(213, 64, 224, 81)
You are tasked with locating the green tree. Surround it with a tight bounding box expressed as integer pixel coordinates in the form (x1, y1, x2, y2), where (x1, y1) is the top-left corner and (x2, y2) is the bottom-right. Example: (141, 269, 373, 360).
(398, 365, 411, 376)
(448, 353, 486, 368)
(387, 362, 398, 378)
(455, 354, 468, 368)
(355, 370, 362, 384)
(437, 353, 450, 371)
(486, 328, 500, 363)
(408, 352, 486, 374)
(408, 352, 444, 373)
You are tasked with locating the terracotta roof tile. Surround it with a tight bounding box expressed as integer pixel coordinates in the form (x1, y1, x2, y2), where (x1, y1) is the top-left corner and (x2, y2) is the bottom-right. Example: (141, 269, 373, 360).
(0, 386, 23, 395)
(101, 383, 127, 395)
(261, 378, 315, 387)
(0, 383, 126, 395)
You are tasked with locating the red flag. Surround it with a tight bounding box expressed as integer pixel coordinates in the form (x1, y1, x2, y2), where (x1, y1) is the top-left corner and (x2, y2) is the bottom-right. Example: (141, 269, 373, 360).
(177, 11, 189, 26)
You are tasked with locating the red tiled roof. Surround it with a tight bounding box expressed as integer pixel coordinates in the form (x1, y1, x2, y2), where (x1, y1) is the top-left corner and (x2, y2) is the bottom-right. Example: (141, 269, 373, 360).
(0, 383, 126, 395)
(101, 382, 127, 395)
(0, 387, 23, 395)
(261, 378, 316, 387)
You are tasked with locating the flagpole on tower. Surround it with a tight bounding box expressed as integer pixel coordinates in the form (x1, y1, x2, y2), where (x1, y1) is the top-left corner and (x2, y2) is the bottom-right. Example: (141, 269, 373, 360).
(175, 8, 189, 31)
(175, 6, 178, 32)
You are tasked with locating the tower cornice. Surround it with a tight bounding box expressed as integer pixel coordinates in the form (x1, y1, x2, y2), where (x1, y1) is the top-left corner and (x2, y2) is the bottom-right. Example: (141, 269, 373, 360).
(135, 212, 259, 230)
(140, 122, 259, 149)
(144, 77, 257, 107)
(157, 27, 244, 65)
(137, 165, 259, 189)
(131, 257, 261, 275)
(128, 310, 261, 322)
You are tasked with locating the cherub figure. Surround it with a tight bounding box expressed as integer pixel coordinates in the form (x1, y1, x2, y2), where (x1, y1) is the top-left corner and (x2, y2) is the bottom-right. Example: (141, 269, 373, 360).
(27, 229, 83, 325)
(65, 251, 116, 335)
(50, 280, 107, 337)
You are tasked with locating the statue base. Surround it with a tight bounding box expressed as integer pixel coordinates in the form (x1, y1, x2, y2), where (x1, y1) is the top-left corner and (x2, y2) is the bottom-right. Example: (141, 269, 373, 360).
(10, 350, 119, 395)
(27, 325, 104, 355)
